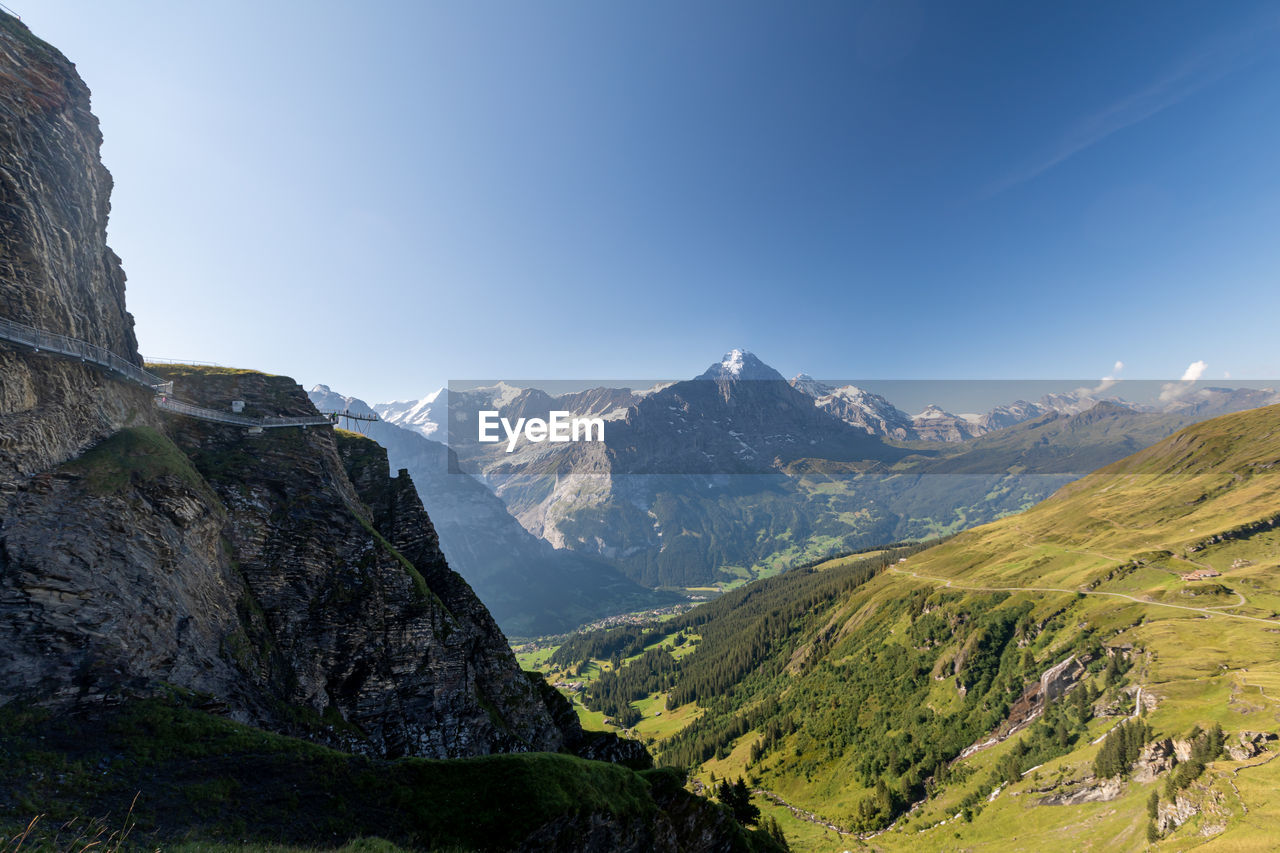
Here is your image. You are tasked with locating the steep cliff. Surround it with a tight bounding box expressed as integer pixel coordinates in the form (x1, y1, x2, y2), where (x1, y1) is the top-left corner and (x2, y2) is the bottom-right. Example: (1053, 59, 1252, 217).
(138, 364, 568, 757)
(0, 15, 152, 481)
(0, 9, 572, 761)
(0, 14, 230, 711)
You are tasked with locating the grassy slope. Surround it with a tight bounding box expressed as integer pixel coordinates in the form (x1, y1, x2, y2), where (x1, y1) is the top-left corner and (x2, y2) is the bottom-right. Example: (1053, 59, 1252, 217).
(863, 404, 1280, 850)
(541, 404, 1280, 852)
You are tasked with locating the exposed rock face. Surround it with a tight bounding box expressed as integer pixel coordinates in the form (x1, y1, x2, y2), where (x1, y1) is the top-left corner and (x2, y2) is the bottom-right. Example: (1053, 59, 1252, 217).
(0, 17, 152, 482)
(1158, 792, 1200, 832)
(0, 427, 250, 709)
(333, 426, 564, 756)
(788, 377, 915, 440)
(1041, 655, 1084, 701)
(1226, 730, 1276, 761)
(150, 367, 566, 758)
(3, 363, 571, 758)
(1133, 738, 1176, 783)
(0, 17, 225, 711)
(0, 19, 136, 358)
(912, 405, 985, 442)
(1036, 776, 1124, 806)
(978, 400, 1048, 432)
(995, 655, 1084, 739)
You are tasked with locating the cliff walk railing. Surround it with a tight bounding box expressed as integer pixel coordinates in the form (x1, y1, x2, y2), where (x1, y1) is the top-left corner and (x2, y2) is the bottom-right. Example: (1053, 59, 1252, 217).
(0, 314, 173, 394)
(154, 396, 335, 430)
(1, 315, 356, 431)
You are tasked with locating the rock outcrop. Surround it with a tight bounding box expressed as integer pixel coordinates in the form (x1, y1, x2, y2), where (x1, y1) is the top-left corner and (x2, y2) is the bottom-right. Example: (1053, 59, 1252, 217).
(1132, 738, 1177, 783)
(997, 655, 1084, 738)
(1036, 776, 1124, 806)
(1226, 730, 1276, 761)
(1157, 792, 1201, 833)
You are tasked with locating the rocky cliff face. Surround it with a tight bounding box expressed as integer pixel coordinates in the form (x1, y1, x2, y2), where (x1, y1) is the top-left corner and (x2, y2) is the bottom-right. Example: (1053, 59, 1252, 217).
(0, 425, 251, 709)
(2, 358, 572, 758)
(0, 16, 216, 710)
(0, 14, 564, 760)
(0, 16, 151, 482)
(0, 19, 136, 357)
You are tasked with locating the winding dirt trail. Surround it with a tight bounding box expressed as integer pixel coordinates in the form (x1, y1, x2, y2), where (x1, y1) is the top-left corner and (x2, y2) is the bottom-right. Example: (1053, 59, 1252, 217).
(889, 568, 1280, 625)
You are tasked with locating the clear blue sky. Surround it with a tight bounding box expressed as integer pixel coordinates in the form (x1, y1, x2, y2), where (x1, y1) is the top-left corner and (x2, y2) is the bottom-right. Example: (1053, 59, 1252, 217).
(19, 1, 1280, 402)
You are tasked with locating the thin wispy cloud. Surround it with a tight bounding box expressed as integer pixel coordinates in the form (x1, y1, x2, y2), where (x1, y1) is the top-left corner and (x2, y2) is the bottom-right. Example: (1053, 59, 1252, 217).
(983, 19, 1279, 198)
(1078, 360, 1125, 395)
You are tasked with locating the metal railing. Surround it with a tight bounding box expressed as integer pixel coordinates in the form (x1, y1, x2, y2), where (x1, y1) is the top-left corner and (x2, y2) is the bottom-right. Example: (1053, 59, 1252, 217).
(321, 410, 380, 423)
(2, 315, 336, 431)
(155, 396, 334, 429)
(0, 315, 173, 394)
(143, 356, 226, 368)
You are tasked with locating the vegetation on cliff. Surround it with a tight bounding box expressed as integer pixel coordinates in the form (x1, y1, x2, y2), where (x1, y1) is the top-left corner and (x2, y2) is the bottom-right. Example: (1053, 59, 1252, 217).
(0, 694, 782, 852)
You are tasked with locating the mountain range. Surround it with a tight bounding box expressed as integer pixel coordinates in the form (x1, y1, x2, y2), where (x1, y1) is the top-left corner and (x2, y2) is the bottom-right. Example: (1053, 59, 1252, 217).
(383, 350, 1278, 449)
(376, 350, 1274, 589)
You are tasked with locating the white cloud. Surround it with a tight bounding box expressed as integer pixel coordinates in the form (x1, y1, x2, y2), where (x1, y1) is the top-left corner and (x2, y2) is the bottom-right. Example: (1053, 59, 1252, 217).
(1079, 360, 1125, 395)
(1161, 360, 1208, 402)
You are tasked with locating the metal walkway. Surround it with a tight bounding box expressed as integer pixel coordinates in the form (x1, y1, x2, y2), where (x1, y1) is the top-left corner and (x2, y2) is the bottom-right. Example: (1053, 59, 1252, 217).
(155, 395, 334, 430)
(0, 315, 173, 394)
(1, 315, 370, 432)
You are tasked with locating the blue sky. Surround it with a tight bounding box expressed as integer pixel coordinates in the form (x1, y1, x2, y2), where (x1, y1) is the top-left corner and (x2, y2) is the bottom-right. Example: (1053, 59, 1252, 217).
(19, 1, 1280, 402)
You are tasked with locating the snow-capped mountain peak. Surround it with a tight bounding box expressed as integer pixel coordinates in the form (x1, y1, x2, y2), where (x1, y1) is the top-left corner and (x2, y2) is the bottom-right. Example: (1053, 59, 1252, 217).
(790, 373, 833, 397)
(478, 381, 522, 409)
(309, 385, 377, 418)
(374, 387, 449, 438)
(695, 349, 786, 382)
(801, 382, 915, 439)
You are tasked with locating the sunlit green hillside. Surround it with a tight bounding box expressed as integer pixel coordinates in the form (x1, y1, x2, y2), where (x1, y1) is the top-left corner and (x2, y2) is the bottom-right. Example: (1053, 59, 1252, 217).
(531, 404, 1280, 851)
